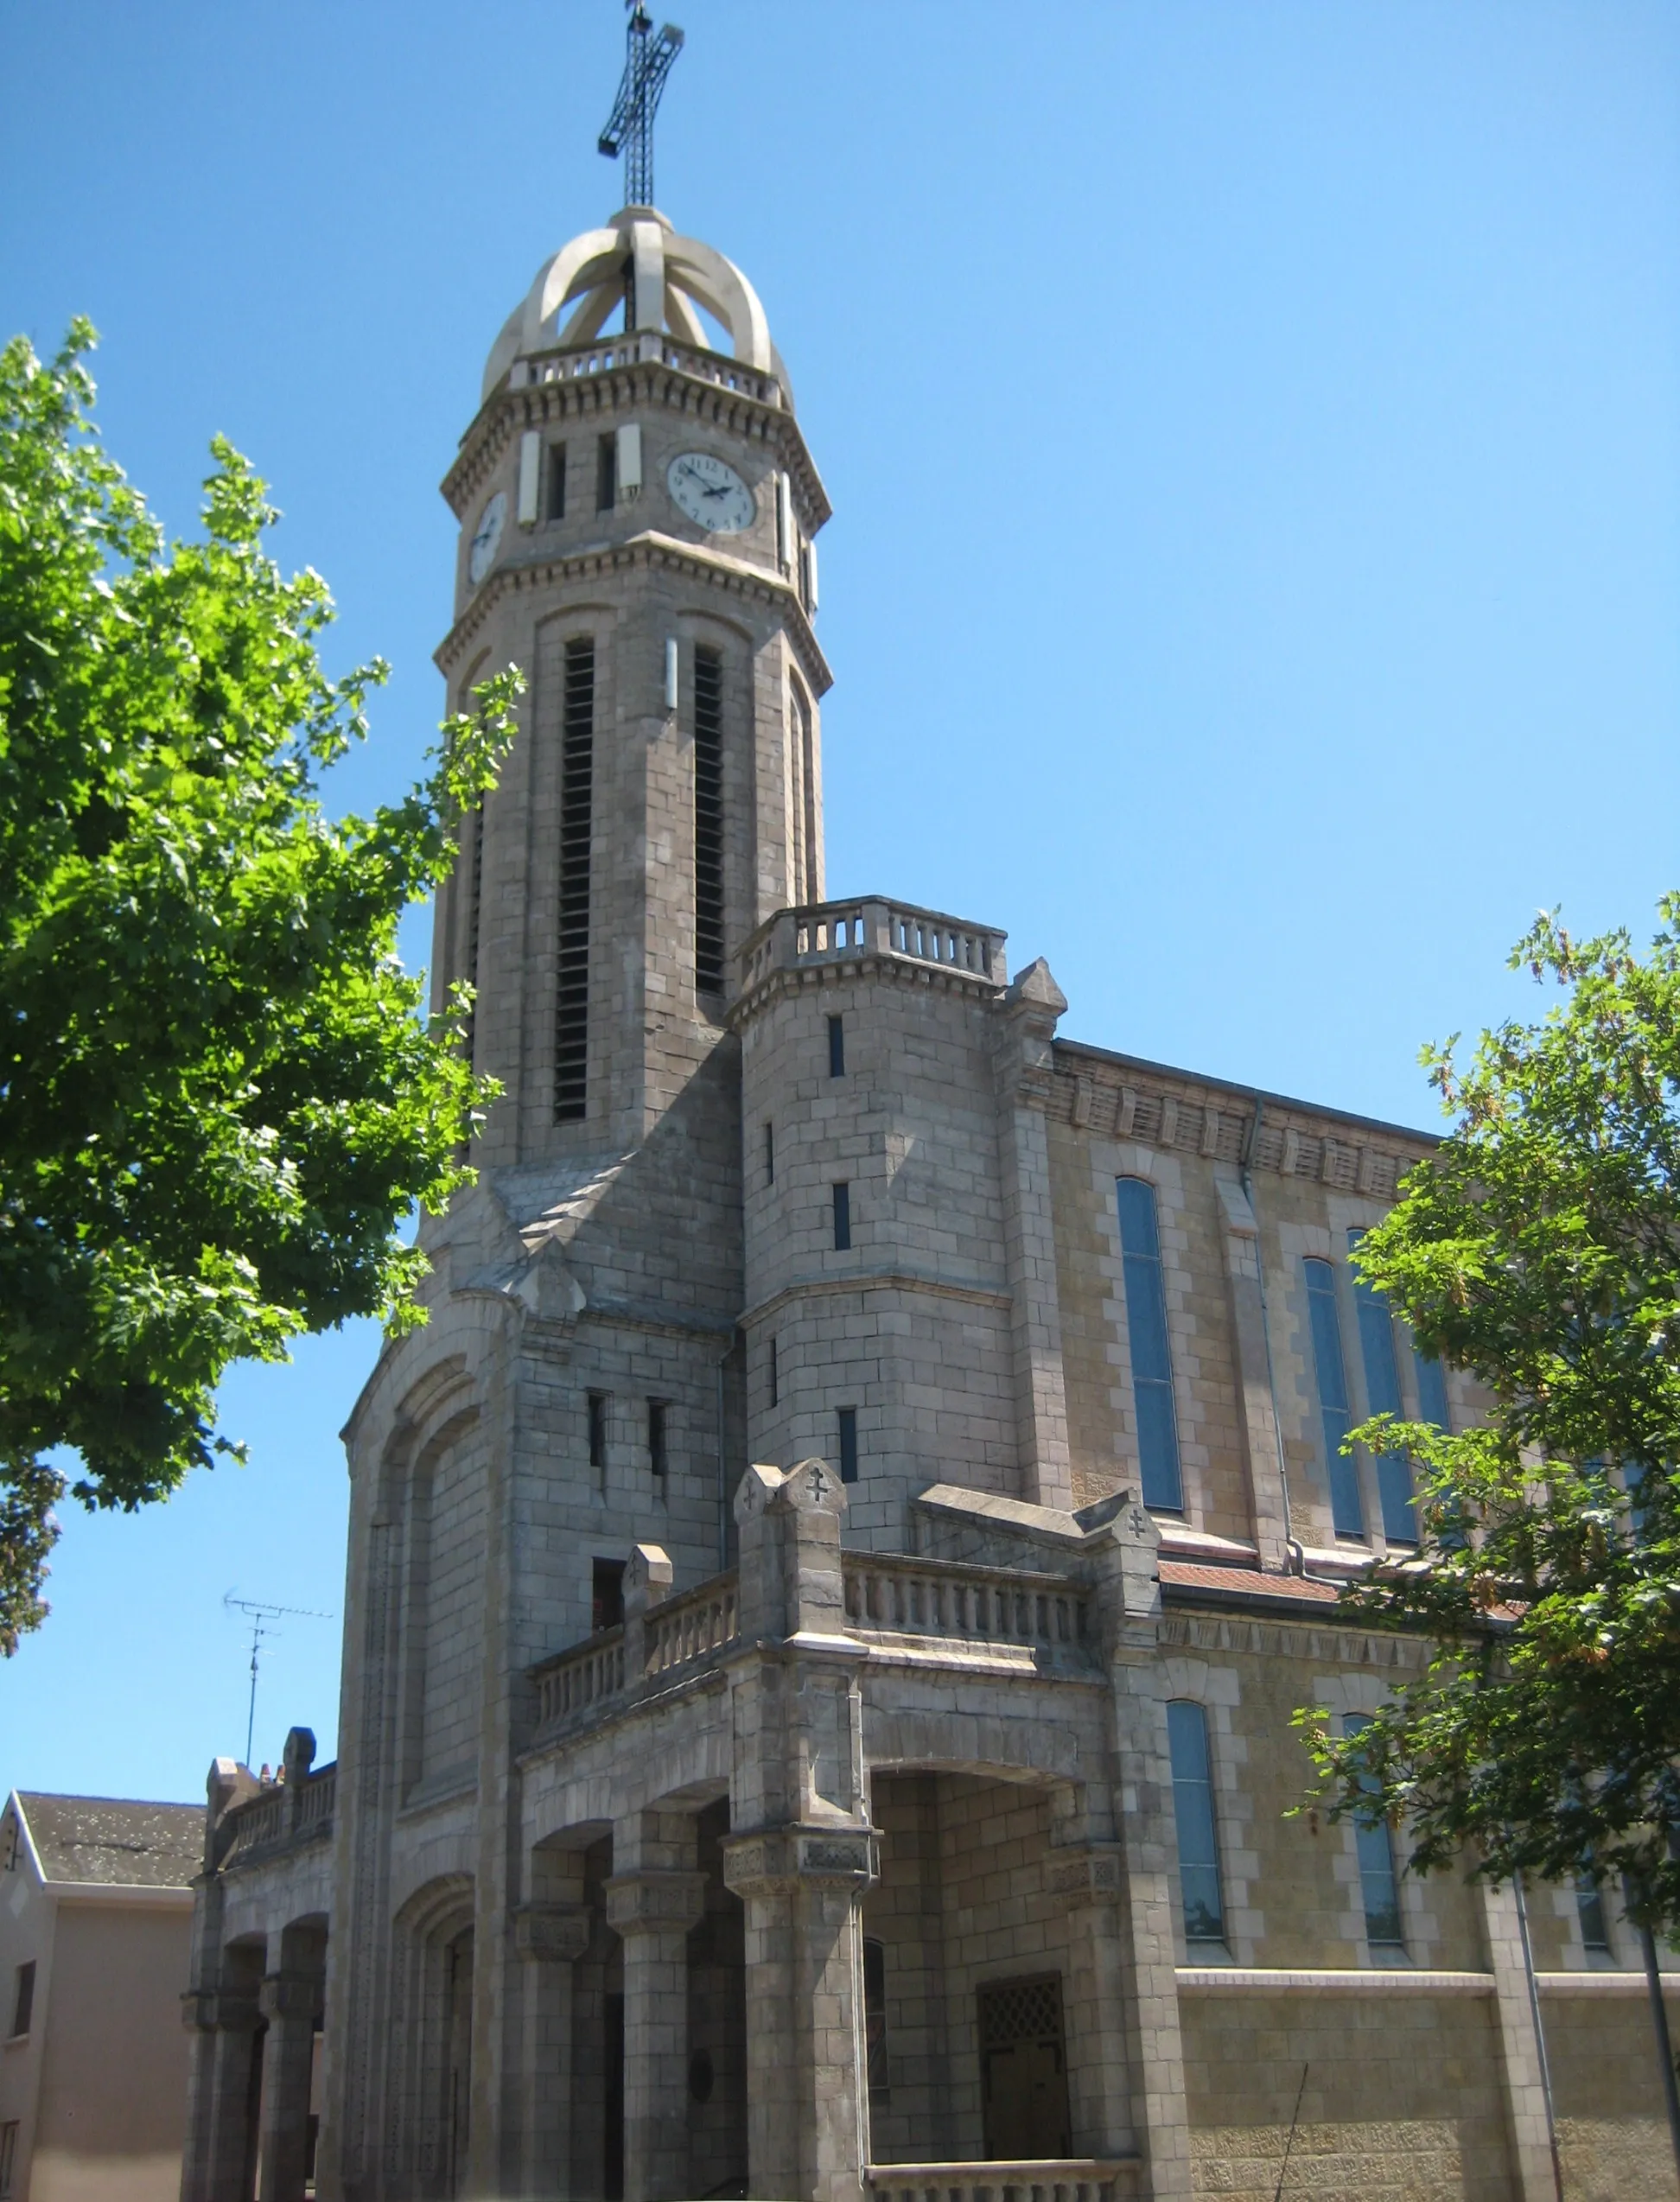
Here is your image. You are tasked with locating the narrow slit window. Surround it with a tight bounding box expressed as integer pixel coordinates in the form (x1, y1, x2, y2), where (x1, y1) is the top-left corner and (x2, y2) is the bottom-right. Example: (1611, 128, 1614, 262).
(1343, 1715, 1404, 1948)
(10, 1961, 34, 2039)
(832, 1181, 851, 1251)
(1304, 1257, 1363, 1536)
(1167, 1702, 1225, 1944)
(1350, 1230, 1415, 1543)
(768, 1335, 779, 1409)
(554, 638, 595, 1120)
(461, 799, 486, 1072)
(693, 645, 725, 995)
(837, 1405, 859, 1484)
(862, 1937, 889, 2100)
(764, 1121, 774, 1185)
(648, 1399, 668, 1482)
(1115, 1178, 1183, 1511)
(588, 1392, 608, 1483)
(0, 2122, 17, 2202)
(545, 442, 567, 522)
(591, 1557, 626, 1632)
(596, 431, 616, 512)
(828, 1014, 845, 1077)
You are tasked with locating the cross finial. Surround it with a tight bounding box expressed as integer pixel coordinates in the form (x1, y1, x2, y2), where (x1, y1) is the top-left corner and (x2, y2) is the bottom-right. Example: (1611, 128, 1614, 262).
(598, 2, 685, 210)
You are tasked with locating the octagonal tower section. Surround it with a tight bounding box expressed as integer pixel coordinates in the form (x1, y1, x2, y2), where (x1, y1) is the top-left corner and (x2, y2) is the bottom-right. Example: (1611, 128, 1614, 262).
(732, 903, 1079, 1551)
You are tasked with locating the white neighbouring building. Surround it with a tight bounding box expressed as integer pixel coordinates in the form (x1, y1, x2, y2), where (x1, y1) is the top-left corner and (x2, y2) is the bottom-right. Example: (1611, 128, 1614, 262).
(179, 198, 1678, 2202)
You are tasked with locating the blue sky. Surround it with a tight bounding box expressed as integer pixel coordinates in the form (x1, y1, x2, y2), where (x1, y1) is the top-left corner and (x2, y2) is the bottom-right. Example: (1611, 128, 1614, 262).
(2, 1, 1676, 1801)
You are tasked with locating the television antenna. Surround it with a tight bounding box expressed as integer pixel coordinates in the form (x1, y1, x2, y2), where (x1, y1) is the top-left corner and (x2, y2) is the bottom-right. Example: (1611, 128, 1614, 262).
(598, 1, 684, 211)
(223, 1594, 333, 1771)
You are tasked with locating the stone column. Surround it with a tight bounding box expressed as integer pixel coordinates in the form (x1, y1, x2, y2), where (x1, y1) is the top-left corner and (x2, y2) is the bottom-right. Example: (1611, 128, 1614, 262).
(257, 1964, 321, 2202)
(992, 958, 1076, 1512)
(513, 1903, 592, 2197)
(1214, 1174, 1292, 1569)
(724, 1828, 877, 2202)
(199, 1988, 264, 2202)
(606, 1825, 707, 2202)
(1049, 1845, 1138, 2159)
(1480, 1879, 1563, 2201)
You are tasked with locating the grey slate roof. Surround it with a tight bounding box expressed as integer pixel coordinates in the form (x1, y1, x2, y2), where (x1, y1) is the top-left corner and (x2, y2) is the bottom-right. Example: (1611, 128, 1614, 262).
(16, 1792, 201, 1888)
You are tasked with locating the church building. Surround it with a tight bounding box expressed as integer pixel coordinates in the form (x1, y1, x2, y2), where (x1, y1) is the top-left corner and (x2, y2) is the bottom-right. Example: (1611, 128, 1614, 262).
(176, 38, 1676, 2202)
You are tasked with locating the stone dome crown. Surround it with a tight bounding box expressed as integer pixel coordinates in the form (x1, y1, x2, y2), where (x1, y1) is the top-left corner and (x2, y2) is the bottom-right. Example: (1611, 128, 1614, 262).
(481, 205, 788, 405)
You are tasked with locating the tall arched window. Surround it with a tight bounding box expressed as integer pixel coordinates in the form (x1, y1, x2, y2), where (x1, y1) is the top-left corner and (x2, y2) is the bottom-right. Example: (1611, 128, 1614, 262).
(1303, 1257, 1363, 1536)
(1116, 1178, 1183, 1511)
(1166, 1701, 1225, 1944)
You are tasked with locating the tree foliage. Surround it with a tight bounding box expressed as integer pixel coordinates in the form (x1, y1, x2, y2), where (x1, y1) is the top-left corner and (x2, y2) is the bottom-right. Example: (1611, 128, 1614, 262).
(1298, 900, 1680, 1934)
(0, 322, 519, 1652)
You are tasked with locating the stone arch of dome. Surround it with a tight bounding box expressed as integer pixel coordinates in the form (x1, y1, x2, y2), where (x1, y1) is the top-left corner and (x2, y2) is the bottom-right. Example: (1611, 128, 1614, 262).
(482, 209, 776, 402)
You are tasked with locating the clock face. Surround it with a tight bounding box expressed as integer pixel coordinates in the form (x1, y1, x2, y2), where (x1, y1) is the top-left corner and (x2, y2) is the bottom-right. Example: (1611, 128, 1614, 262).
(468, 491, 506, 586)
(667, 451, 755, 535)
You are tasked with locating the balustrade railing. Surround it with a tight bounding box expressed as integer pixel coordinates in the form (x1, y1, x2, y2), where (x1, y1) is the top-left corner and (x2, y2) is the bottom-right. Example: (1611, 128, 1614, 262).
(220, 1761, 337, 1866)
(843, 1554, 1091, 1661)
(869, 2160, 1140, 2202)
(738, 899, 1008, 994)
(535, 1626, 627, 1728)
(532, 1567, 742, 1732)
(512, 332, 782, 407)
(645, 1574, 739, 1677)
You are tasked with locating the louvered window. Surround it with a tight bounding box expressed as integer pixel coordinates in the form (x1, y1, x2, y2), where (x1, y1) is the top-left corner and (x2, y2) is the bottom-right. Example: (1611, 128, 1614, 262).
(693, 645, 725, 994)
(554, 640, 595, 1120)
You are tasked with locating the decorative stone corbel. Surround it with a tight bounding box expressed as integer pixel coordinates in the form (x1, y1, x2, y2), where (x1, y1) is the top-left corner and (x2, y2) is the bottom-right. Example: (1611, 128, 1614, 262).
(512, 1903, 593, 1963)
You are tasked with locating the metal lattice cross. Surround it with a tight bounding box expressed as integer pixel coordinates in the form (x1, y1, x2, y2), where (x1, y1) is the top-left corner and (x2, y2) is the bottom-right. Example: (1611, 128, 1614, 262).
(598, 3, 685, 209)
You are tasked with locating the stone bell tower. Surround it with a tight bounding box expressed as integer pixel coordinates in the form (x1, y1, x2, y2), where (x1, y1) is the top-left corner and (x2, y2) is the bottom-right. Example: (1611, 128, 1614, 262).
(431, 205, 831, 1166)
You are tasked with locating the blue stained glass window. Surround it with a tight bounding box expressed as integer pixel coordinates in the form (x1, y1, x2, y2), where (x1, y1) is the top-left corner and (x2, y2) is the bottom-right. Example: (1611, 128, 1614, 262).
(1304, 1258, 1363, 1536)
(1414, 1350, 1451, 1431)
(1117, 1179, 1183, 1511)
(1576, 1873, 1610, 1952)
(1343, 1715, 1404, 1948)
(1350, 1231, 1416, 1545)
(1167, 1701, 1225, 1943)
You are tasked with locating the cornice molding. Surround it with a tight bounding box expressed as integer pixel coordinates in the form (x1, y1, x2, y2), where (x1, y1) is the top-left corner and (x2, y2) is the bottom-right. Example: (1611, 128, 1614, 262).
(739, 1267, 1012, 1333)
(1160, 1607, 1429, 1670)
(435, 531, 832, 700)
(442, 357, 830, 533)
(728, 946, 1002, 1030)
(1048, 1048, 1428, 1203)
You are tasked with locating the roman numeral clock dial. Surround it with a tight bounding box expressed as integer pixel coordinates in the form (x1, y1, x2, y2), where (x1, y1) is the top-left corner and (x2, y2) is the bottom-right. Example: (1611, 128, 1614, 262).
(668, 450, 755, 535)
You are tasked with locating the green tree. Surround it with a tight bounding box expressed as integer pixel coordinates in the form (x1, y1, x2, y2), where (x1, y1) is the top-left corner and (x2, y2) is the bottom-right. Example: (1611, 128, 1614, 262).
(1298, 899, 1680, 1936)
(0, 322, 519, 1652)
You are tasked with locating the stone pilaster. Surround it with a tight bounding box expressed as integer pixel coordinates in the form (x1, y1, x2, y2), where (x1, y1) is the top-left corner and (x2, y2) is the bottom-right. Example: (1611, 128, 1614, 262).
(1048, 1845, 1139, 2159)
(1085, 1499, 1193, 2202)
(992, 959, 1075, 1511)
(1480, 1879, 1564, 2200)
(605, 1865, 709, 2202)
(513, 1904, 592, 2197)
(1214, 1174, 1293, 1568)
